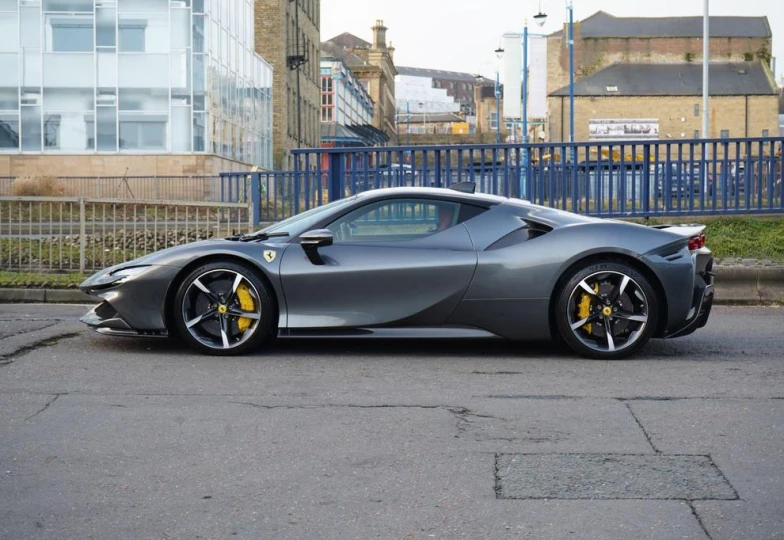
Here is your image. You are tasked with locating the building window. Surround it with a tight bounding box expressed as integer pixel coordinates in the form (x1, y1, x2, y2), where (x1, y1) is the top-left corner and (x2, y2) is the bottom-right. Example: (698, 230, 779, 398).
(721, 130, 729, 139)
(490, 112, 498, 130)
(694, 130, 700, 139)
(762, 129, 769, 137)
(43, 115, 60, 149)
(119, 24, 146, 52)
(119, 121, 166, 150)
(51, 21, 94, 52)
(693, 104, 699, 117)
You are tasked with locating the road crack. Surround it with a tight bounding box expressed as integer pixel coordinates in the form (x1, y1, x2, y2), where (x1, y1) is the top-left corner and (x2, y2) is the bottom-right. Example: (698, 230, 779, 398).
(621, 400, 661, 453)
(687, 501, 714, 540)
(0, 332, 81, 366)
(24, 393, 67, 421)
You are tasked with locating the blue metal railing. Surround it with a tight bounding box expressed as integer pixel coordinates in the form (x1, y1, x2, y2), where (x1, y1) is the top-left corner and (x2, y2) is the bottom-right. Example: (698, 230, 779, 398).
(224, 136, 784, 225)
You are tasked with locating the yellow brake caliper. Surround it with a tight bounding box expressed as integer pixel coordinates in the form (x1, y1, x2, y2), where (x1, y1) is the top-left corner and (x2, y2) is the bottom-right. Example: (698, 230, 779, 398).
(578, 283, 599, 334)
(236, 283, 255, 332)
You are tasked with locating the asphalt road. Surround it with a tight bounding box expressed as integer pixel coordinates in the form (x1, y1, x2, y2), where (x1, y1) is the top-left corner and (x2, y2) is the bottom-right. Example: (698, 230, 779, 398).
(0, 304, 782, 540)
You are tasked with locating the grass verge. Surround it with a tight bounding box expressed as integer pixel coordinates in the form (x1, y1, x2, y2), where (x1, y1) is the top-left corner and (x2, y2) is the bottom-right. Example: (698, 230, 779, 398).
(0, 271, 86, 289)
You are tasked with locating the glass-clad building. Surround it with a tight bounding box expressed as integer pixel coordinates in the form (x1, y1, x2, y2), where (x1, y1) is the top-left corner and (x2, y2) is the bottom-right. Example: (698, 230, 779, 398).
(0, 0, 273, 169)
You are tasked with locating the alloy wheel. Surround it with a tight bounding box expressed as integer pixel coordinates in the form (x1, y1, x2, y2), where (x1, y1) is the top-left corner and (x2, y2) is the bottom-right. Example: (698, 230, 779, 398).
(566, 270, 650, 354)
(180, 268, 263, 350)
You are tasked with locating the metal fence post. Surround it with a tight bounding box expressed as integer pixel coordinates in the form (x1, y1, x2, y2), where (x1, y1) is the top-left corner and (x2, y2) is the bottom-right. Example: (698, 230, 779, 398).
(328, 152, 345, 202)
(250, 172, 260, 225)
(79, 197, 86, 274)
(434, 151, 442, 188)
(642, 147, 651, 215)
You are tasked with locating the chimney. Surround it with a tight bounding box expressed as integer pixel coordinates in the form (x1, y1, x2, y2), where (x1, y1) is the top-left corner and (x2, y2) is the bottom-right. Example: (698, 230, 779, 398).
(388, 41, 395, 60)
(372, 19, 387, 50)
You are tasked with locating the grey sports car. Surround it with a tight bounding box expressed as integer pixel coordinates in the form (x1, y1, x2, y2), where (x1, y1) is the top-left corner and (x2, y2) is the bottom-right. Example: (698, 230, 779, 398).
(79, 184, 714, 359)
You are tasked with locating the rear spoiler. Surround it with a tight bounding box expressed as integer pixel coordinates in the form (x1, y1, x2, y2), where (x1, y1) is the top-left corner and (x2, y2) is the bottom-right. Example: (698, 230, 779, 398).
(652, 224, 707, 250)
(650, 224, 705, 238)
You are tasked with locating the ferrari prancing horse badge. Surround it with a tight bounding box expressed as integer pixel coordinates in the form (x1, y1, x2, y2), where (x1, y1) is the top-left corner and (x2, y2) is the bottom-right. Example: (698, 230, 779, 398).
(263, 250, 276, 263)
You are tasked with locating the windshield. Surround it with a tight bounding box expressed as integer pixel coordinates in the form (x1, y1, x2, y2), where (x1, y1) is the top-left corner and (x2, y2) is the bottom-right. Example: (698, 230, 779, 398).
(256, 196, 358, 239)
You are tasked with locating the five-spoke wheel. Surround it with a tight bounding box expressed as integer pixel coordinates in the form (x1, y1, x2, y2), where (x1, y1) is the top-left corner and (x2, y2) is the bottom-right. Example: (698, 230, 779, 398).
(173, 261, 274, 355)
(555, 262, 658, 359)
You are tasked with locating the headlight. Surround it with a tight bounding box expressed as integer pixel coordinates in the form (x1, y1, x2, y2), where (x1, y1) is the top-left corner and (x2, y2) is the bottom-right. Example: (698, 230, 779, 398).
(89, 266, 152, 288)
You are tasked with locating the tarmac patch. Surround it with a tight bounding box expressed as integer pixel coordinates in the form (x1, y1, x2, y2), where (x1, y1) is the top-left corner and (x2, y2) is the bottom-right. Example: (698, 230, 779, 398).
(496, 453, 737, 500)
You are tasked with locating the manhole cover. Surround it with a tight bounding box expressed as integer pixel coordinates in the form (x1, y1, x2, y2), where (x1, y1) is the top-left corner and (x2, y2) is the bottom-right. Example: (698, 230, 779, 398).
(496, 454, 737, 500)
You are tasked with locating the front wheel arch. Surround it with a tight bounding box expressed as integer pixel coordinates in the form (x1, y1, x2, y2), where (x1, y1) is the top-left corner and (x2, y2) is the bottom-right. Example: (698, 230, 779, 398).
(548, 253, 668, 342)
(164, 254, 279, 338)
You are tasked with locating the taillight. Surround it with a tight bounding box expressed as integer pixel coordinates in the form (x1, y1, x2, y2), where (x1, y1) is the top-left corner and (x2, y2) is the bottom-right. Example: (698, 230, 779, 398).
(688, 233, 706, 251)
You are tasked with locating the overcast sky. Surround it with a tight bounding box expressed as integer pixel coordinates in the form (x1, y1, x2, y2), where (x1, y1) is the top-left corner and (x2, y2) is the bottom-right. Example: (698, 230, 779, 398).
(321, 0, 784, 83)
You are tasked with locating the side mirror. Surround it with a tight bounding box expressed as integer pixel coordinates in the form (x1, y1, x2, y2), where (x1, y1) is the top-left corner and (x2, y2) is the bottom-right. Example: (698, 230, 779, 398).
(300, 229, 333, 265)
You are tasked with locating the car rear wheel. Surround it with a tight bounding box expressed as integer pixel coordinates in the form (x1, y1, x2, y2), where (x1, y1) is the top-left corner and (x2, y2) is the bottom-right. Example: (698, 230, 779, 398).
(173, 261, 274, 356)
(555, 262, 658, 360)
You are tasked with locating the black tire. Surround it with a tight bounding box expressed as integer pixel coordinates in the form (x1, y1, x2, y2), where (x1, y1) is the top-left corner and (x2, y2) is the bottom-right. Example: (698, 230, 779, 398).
(173, 260, 275, 356)
(554, 261, 659, 360)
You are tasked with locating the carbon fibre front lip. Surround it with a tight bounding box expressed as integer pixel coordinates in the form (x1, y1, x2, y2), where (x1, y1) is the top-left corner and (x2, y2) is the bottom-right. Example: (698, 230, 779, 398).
(80, 303, 169, 337)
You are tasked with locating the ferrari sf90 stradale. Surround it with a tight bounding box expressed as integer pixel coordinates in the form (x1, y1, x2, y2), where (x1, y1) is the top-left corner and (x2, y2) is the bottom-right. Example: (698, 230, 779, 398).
(80, 184, 714, 359)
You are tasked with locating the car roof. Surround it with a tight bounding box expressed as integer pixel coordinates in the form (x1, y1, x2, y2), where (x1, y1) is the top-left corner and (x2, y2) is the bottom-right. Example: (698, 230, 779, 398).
(353, 186, 513, 206)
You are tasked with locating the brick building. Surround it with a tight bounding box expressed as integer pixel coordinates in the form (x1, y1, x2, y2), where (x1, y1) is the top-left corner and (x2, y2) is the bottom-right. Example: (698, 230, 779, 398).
(321, 21, 398, 140)
(473, 80, 506, 139)
(255, 0, 321, 169)
(549, 62, 778, 142)
(545, 11, 777, 143)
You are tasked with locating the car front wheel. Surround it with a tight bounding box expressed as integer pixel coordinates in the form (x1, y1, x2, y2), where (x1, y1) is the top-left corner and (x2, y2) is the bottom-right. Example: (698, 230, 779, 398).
(555, 262, 658, 360)
(173, 261, 275, 355)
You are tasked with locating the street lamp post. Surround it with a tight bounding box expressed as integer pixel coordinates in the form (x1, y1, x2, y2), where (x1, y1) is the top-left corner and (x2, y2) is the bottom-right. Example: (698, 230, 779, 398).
(494, 72, 502, 144)
(478, 50, 506, 145)
(568, 1, 575, 150)
(702, 0, 709, 138)
(520, 8, 547, 199)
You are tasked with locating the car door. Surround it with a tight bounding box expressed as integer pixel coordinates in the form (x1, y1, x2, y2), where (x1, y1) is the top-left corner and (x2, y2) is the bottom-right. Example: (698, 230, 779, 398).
(279, 197, 481, 329)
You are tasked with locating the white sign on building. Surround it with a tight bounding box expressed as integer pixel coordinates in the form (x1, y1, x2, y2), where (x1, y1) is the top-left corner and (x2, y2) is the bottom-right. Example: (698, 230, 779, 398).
(589, 119, 660, 140)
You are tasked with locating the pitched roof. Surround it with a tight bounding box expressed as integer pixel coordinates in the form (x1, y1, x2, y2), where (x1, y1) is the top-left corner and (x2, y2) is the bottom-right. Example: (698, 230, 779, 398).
(396, 66, 478, 82)
(324, 32, 371, 50)
(550, 62, 777, 97)
(551, 11, 770, 38)
(320, 41, 367, 67)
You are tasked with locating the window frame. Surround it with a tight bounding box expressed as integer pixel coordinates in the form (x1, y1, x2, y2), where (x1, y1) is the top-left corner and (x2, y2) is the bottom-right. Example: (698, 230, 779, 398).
(49, 16, 94, 52)
(322, 197, 490, 245)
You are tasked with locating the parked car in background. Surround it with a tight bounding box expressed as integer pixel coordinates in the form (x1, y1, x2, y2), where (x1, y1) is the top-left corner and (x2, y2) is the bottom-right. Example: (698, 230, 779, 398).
(652, 163, 712, 198)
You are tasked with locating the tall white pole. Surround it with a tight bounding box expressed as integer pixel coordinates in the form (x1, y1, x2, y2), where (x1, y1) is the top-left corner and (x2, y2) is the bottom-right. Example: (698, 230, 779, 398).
(702, 0, 709, 138)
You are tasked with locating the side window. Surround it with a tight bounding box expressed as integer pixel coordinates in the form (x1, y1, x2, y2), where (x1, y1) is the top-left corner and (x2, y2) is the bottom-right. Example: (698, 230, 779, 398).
(327, 199, 465, 243)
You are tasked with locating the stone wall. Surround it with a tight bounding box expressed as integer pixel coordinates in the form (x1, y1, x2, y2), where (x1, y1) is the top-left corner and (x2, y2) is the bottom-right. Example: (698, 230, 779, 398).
(0, 154, 253, 178)
(547, 95, 779, 143)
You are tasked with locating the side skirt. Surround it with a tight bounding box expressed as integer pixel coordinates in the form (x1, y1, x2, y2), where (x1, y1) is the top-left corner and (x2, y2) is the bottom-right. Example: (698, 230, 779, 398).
(278, 326, 503, 340)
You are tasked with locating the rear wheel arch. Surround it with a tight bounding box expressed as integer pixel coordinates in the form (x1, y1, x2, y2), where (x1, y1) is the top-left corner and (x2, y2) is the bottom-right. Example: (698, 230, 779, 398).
(548, 252, 669, 340)
(164, 254, 279, 337)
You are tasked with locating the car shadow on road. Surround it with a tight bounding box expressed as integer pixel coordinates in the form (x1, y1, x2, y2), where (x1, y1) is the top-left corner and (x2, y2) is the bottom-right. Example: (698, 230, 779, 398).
(85, 333, 705, 361)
